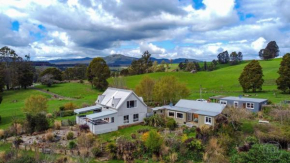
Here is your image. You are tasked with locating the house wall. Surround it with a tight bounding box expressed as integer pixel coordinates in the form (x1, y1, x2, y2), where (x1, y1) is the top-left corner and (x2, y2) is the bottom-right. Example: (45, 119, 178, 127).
(91, 122, 118, 134)
(198, 115, 215, 126)
(220, 99, 267, 112)
(165, 109, 187, 125)
(116, 93, 148, 127)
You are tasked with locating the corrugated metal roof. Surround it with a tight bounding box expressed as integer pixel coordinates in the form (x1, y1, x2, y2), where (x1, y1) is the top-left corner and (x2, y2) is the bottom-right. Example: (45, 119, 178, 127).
(74, 105, 102, 114)
(220, 96, 268, 103)
(194, 111, 220, 116)
(175, 99, 226, 113)
(86, 109, 117, 119)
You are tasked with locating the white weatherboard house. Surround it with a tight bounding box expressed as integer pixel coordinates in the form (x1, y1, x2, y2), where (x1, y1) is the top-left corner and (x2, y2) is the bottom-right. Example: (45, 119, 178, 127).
(74, 87, 147, 134)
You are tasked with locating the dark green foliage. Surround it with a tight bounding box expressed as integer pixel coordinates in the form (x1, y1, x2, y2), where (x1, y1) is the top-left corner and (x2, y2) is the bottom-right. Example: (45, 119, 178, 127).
(68, 141, 77, 149)
(41, 67, 62, 81)
(203, 61, 207, 71)
(144, 114, 165, 127)
(178, 62, 185, 70)
(61, 110, 74, 117)
(217, 51, 230, 64)
(66, 131, 74, 140)
(87, 57, 110, 90)
(26, 113, 49, 134)
(18, 61, 34, 89)
(259, 41, 279, 60)
(276, 53, 290, 93)
(181, 138, 204, 162)
(7, 155, 36, 163)
(241, 122, 254, 134)
(0, 115, 1, 123)
(239, 60, 264, 92)
(79, 124, 90, 132)
(231, 144, 290, 163)
(63, 64, 87, 80)
(106, 142, 117, 159)
(230, 51, 243, 65)
(120, 68, 129, 76)
(166, 118, 177, 130)
(59, 106, 65, 111)
(128, 51, 153, 75)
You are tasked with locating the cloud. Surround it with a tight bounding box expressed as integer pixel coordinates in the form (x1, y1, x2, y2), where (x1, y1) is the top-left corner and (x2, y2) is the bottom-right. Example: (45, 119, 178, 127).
(251, 37, 266, 51)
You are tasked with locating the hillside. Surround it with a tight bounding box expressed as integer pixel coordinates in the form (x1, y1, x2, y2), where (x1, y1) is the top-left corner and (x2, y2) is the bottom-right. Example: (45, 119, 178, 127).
(47, 54, 201, 65)
(122, 58, 289, 103)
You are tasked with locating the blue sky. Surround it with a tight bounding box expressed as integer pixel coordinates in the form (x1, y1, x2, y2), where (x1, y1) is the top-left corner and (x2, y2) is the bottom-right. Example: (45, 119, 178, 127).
(0, 0, 290, 61)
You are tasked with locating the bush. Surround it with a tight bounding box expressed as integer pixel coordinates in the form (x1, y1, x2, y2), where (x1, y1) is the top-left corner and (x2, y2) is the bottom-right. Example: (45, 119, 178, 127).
(59, 106, 65, 111)
(79, 124, 89, 132)
(46, 113, 53, 118)
(106, 142, 117, 159)
(64, 102, 77, 110)
(66, 131, 74, 140)
(144, 114, 165, 127)
(0, 115, 1, 123)
(54, 120, 61, 130)
(61, 110, 74, 117)
(68, 141, 77, 149)
(0, 129, 4, 139)
(26, 113, 49, 134)
(145, 130, 163, 153)
(166, 118, 177, 130)
(241, 122, 254, 134)
(46, 132, 54, 142)
(92, 147, 102, 157)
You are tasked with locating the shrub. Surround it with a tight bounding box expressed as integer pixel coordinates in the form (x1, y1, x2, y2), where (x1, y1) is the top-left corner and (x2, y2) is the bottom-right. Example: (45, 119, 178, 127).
(64, 102, 77, 110)
(66, 131, 74, 140)
(54, 120, 61, 130)
(68, 141, 77, 149)
(106, 142, 117, 159)
(26, 113, 49, 134)
(145, 130, 163, 153)
(142, 132, 149, 142)
(79, 124, 89, 132)
(144, 114, 165, 127)
(166, 118, 177, 130)
(0, 115, 1, 123)
(59, 106, 65, 111)
(61, 110, 74, 117)
(79, 79, 84, 83)
(241, 122, 254, 134)
(46, 131, 54, 142)
(92, 147, 102, 157)
(46, 113, 53, 118)
(0, 129, 4, 139)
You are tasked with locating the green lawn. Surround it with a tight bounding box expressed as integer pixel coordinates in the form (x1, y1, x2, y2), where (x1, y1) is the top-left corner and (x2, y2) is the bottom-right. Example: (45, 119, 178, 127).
(122, 58, 290, 103)
(0, 83, 100, 129)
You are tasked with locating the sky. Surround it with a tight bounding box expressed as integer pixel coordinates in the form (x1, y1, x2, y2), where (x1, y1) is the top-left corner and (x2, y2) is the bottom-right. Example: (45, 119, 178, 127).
(0, 0, 290, 61)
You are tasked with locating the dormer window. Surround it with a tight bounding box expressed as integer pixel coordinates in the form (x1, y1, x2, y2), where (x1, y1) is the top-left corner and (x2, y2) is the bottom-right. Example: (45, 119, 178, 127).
(127, 100, 137, 108)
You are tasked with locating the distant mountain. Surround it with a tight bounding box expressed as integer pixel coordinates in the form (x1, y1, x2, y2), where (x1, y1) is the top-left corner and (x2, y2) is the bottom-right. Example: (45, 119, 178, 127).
(46, 54, 201, 66)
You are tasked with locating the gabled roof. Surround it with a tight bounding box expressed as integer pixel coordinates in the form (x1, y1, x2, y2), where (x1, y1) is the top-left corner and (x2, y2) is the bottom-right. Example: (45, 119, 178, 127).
(220, 96, 268, 103)
(96, 87, 147, 109)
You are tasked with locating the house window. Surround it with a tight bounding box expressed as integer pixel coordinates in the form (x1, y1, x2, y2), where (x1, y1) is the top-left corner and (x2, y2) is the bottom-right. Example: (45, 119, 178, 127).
(176, 112, 183, 119)
(246, 103, 254, 109)
(160, 110, 163, 113)
(168, 111, 175, 117)
(104, 118, 109, 122)
(111, 117, 114, 123)
(220, 100, 227, 105)
(234, 101, 239, 108)
(205, 116, 212, 125)
(127, 100, 137, 108)
(124, 115, 129, 123)
(133, 114, 139, 122)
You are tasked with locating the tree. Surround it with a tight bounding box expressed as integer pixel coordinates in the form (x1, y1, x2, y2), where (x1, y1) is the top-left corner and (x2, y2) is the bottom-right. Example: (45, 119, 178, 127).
(40, 68, 62, 81)
(120, 69, 129, 76)
(18, 61, 34, 89)
(145, 130, 163, 153)
(178, 62, 185, 70)
(22, 95, 48, 115)
(40, 74, 54, 87)
(86, 57, 110, 90)
(276, 53, 290, 93)
(203, 61, 207, 71)
(135, 76, 155, 102)
(153, 76, 190, 104)
(26, 113, 49, 133)
(110, 76, 127, 89)
(259, 41, 279, 60)
(185, 62, 195, 71)
(239, 60, 264, 92)
(217, 51, 230, 64)
(230, 51, 243, 65)
(128, 51, 153, 75)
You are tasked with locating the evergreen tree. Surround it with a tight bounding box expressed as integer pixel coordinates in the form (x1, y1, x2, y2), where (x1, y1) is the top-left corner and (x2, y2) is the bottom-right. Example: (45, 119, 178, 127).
(217, 51, 230, 64)
(276, 53, 290, 93)
(259, 41, 279, 60)
(87, 57, 110, 90)
(239, 60, 264, 92)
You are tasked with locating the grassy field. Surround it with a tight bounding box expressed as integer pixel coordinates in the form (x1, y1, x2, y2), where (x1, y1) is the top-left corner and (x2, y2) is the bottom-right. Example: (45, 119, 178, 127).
(0, 83, 99, 129)
(123, 58, 290, 103)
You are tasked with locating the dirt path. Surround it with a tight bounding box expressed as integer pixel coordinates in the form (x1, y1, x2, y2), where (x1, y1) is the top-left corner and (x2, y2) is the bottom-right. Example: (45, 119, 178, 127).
(32, 88, 76, 100)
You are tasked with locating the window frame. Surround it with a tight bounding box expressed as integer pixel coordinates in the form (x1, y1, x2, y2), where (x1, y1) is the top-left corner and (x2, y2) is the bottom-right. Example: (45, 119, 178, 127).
(111, 117, 114, 123)
(123, 115, 129, 123)
(127, 100, 137, 108)
(234, 101, 239, 108)
(176, 112, 184, 119)
(246, 102, 254, 109)
(220, 100, 227, 105)
(133, 114, 139, 122)
(168, 111, 175, 117)
(205, 116, 212, 125)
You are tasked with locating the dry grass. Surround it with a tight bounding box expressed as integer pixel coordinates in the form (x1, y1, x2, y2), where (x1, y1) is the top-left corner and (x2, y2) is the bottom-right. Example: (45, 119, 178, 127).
(222, 106, 254, 122)
(54, 120, 61, 130)
(64, 102, 78, 110)
(46, 113, 53, 118)
(203, 138, 228, 163)
(0, 129, 4, 138)
(45, 130, 54, 142)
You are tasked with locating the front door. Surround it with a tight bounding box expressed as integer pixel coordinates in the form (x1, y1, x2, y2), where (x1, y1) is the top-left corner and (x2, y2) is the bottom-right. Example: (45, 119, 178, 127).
(187, 113, 192, 121)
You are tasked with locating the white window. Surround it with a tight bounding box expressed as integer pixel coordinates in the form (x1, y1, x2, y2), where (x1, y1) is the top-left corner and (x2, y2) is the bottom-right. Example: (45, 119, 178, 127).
(205, 116, 212, 125)
(168, 111, 175, 117)
(111, 117, 114, 123)
(124, 115, 129, 123)
(234, 101, 239, 108)
(127, 100, 137, 108)
(133, 114, 139, 122)
(220, 100, 227, 105)
(246, 103, 254, 109)
(176, 112, 183, 119)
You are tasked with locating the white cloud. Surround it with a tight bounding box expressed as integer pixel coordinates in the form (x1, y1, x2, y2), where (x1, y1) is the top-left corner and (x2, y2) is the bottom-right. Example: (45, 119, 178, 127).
(139, 42, 166, 55)
(251, 37, 266, 51)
